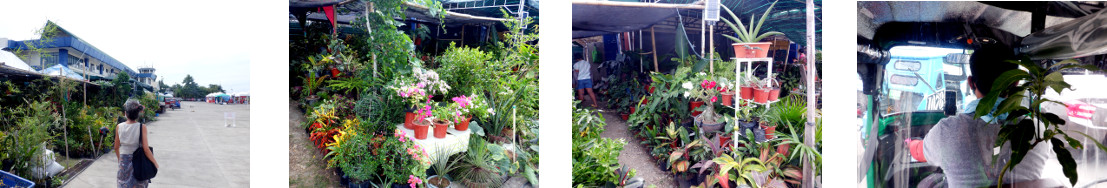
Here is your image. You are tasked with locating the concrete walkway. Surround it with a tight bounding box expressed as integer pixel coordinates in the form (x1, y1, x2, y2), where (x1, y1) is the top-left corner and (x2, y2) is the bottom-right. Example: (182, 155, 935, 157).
(68, 102, 250, 187)
(598, 111, 675, 187)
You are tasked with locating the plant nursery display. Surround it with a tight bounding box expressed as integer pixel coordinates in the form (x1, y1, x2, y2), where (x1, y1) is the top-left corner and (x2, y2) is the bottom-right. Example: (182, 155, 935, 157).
(290, 0, 539, 187)
(0, 76, 154, 187)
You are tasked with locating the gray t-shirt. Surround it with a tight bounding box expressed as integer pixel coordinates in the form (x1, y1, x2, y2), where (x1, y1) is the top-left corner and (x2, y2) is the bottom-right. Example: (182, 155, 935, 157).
(922, 113, 1052, 187)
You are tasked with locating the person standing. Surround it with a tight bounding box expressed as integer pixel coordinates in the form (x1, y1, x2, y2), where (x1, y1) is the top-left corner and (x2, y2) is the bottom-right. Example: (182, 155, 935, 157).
(115, 99, 159, 188)
(573, 55, 598, 108)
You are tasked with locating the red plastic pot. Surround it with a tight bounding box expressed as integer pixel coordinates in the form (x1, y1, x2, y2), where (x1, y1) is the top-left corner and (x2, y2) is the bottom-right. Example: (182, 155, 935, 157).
(740, 86, 754, 100)
(330, 68, 341, 77)
(768, 88, 782, 102)
(413, 120, 431, 139)
(621, 113, 630, 121)
(732, 42, 772, 58)
(721, 93, 734, 107)
(754, 88, 770, 103)
(762, 124, 776, 139)
(404, 112, 415, 130)
(455, 116, 471, 131)
(641, 98, 649, 105)
(432, 119, 450, 139)
(647, 85, 655, 94)
(630, 107, 636, 114)
(690, 101, 705, 116)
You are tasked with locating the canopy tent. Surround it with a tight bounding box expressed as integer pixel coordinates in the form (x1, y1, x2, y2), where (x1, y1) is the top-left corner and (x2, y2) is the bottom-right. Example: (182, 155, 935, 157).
(232, 92, 249, 97)
(572, 0, 822, 48)
(857, 1, 1107, 60)
(0, 51, 33, 72)
(40, 64, 85, 80)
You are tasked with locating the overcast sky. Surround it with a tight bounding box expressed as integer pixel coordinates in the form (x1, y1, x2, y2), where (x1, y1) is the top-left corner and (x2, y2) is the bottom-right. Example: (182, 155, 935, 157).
(0, 1, 251, 94)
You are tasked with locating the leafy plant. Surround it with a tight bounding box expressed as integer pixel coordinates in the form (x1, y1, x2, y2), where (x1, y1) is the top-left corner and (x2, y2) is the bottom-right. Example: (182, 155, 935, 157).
(720, 0, 784, 44)
(301, 73, 329, 98)
(453, 137, 503, 187)
(977, 57, 1107, 185)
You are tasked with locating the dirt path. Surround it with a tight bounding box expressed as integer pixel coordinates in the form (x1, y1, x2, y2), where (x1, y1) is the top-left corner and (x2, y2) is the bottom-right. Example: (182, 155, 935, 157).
(598, 111, 675, 187)
(288, 100, 340, 187)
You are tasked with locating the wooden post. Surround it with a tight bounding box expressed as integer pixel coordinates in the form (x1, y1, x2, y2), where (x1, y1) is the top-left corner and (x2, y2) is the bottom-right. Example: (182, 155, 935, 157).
(803, 0, 817, 187)
(709, 25, 714, 74)
(651, 26, 659, 72)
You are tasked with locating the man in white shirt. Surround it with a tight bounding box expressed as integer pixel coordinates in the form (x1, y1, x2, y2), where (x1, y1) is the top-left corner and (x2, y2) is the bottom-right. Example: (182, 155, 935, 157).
(573, 55, 598, 108)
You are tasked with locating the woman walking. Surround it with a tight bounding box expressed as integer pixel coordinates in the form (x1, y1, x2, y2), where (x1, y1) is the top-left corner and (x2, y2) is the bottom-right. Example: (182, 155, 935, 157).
(114, 99, 159, 187)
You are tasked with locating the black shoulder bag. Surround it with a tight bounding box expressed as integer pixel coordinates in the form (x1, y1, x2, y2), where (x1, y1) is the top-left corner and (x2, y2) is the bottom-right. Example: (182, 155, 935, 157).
(132, 124, 158, 181)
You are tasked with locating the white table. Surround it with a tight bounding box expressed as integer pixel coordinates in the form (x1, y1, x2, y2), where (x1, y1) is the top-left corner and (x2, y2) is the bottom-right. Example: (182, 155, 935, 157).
(395, 124, 471, 165)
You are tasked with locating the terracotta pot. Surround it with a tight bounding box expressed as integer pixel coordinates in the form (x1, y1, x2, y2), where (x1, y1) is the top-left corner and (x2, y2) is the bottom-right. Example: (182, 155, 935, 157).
(690, 101, 705, 116)
(754, 88, 770, 103)
(721, 93, 735, 107)
(732, 42, 772, 58)
(413, 119, 431, 139)
(762, 124, 776, 139)
(769, 88, 782, 101)
(404, 112, 415, 130)
(740, 86, 754, 100)
(455, 116, 471, 131)
(433, 119, 450, 138)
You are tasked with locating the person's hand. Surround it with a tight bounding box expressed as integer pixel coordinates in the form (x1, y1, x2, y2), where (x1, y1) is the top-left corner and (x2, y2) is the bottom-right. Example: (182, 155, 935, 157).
(154, 162, 160, 169)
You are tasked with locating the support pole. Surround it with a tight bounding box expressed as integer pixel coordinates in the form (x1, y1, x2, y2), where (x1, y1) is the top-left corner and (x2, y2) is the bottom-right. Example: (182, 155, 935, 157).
(803, 0, 817, 187)
(651, 26, 659, 72)
(640, 30, 644, 73)
(709, 25, 714, 74)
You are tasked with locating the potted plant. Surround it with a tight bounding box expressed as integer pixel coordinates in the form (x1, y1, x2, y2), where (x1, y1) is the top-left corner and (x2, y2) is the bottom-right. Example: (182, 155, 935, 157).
(718, 77, 736, 107)
(685, 77, 725, 133)
(413, 103, 433, 140)
(301, 73, 329, 106)
(449, 94, 482, 131)
(721, 0, 784, 59)
(431, 104, 455, 139)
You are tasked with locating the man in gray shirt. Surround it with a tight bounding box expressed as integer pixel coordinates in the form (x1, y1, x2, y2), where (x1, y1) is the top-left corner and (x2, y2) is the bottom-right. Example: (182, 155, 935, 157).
(909, 46, 1053, 187)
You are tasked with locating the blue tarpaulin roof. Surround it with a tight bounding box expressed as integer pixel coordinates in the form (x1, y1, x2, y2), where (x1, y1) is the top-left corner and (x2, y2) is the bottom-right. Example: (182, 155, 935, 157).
(4, 21, 137, 76)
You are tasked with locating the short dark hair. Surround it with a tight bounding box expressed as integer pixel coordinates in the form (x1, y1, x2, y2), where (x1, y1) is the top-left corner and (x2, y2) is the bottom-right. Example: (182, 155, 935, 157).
(969, 45, 1018, 96)
(124, 99, 143, 121)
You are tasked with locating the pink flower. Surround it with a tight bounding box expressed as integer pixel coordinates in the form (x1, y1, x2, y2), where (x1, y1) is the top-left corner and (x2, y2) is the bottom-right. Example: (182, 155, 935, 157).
(711, 96, 718, 103)
(408, 175, 422, 188)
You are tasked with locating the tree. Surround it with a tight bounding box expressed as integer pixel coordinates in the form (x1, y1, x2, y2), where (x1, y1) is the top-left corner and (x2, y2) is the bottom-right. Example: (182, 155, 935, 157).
(158, 80, 169, 93)
(207, 84, 225, 93)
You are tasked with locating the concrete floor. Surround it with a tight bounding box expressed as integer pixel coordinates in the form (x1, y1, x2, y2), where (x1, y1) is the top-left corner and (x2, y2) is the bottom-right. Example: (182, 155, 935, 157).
(67, 102, 250, 187)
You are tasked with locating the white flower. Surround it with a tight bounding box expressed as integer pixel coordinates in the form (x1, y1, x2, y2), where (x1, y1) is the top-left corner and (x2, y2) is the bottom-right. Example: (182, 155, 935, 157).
(684, 91, 691, 97)
(682, 82, 693, 90)
(487, 108, 496, 115)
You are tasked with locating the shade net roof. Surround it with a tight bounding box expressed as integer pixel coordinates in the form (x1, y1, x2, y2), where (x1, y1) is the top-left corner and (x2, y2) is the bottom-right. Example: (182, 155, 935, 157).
(573, 0, 822, 48)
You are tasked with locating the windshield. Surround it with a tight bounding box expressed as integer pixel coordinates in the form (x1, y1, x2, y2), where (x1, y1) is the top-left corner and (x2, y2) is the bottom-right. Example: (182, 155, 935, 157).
(880, 46, 972, 115)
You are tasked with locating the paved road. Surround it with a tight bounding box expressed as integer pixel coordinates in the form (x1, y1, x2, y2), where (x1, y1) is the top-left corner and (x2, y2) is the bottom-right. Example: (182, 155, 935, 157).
(68, 101, 250, 187)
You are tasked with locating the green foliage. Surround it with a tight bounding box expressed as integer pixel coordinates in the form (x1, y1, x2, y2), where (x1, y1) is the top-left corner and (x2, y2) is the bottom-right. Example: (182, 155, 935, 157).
(977, 57, 1107, 186)
(572, 137, 627, 186)
(436, 43, 492, 96)
(453, 137, 504, 187)
(0, 100, 58, 182)
(720, 0, 785, 44)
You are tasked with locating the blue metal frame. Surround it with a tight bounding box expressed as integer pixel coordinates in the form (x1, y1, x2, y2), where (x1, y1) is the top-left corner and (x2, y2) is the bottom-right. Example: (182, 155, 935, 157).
(6, 36, 137, 76)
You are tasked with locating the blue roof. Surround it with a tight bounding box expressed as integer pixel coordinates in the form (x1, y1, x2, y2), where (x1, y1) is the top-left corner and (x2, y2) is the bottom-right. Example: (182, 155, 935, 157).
(4, 21, 137, 76)
(136, 73, 156, 79)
